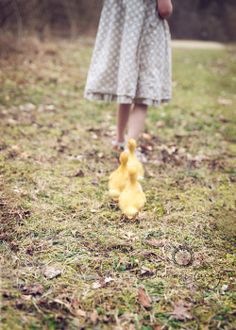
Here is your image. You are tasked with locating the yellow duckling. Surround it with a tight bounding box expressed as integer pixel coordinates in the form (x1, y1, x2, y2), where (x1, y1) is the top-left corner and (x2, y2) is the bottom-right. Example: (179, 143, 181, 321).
(108, 151, 129, 201)
(119, 166, 146, 220)
(127, 139, 144, 179)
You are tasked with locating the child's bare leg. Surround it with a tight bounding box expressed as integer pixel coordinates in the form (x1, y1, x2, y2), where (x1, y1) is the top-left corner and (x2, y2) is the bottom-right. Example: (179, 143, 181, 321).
(116, 103, 131, 143)
(127, 103, 148, 141)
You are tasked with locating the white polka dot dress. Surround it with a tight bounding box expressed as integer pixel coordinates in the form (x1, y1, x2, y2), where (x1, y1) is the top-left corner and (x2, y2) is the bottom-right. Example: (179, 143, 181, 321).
(84, 0, 172, 107)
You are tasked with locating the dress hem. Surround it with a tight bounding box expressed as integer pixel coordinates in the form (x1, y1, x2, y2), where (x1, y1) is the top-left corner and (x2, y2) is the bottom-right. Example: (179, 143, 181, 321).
(84, 92, 171, 107)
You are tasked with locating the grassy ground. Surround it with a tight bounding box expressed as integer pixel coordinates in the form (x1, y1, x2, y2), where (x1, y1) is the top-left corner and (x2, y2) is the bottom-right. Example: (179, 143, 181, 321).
(0, 38, 236, 330)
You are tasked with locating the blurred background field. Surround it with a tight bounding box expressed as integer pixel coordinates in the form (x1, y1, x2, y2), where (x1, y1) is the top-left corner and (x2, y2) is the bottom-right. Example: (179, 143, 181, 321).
(0, 0, 236, 42)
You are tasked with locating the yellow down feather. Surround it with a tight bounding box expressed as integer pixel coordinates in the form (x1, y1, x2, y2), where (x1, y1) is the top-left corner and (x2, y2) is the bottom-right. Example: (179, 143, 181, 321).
(119, 166, 146, 219)
(108, 151, 129, 201)
(127, 139, 144, 180)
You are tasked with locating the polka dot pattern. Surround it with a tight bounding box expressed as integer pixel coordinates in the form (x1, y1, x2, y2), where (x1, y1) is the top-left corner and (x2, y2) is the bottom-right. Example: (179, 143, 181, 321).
(84, 0, 172, 107)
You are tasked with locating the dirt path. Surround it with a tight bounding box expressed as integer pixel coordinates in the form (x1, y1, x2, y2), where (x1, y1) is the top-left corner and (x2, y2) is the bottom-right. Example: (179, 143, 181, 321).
(172, 39, 225, 49)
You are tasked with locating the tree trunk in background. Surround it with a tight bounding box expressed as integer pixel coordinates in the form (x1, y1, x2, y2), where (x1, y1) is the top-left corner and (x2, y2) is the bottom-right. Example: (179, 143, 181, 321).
(169, 0, 235, 41)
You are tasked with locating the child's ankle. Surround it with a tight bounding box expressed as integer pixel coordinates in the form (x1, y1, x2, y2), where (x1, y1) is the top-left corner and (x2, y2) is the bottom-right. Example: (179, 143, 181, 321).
(112, 140, 125, 151)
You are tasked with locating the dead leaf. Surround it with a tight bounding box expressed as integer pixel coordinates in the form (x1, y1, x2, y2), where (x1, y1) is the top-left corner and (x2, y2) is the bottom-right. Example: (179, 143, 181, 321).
(142, 133, 152, 141)
(217, 98, 232, 106)
(138, 286, 152, 309)
(140, 250, 159, 259)
(91, 133, 98, 140)
(21, 294, 32, 301)
(20, 152, 30, 159)
(156, 120, 165, 128)
(229, 176, 236, 183)
(70, 297, 80, 311)
(19, 103, 36, 112)
(21, 283, 44, 296)
(139, 266, 156, 278)
(128, 325, 136, 330)
(146, 239, 165, 248)
(74, 170, 85, 177)
(174, 251, 193, 266)
(171, 300, 192, 321)
(87, 127, 102, 133)
(92, 277, 114, 289)
(57, 143, 67, 153)
(74, 154, 84, 161)
(45, 104, 56, 111)
(140, 143, 153, 152)
(76, 309, 87, 317)
(91, 179, 99, 186)
(186, 153, 208, 164)
(44, 47, 58, 56)
(98, 152, 104, 158)
(90, 209, 99, 213)
(43, 266, 62, 279)
(221, 284, 229, 292)
(104, 277, 114, 284)
(219, 115, 230, 123)
(145, 169, 155, 178)
(53, 298, 71, 311)
(153, 325, 162, 330)
(90, 309, 99, 324)
(92, 281, 102, 289)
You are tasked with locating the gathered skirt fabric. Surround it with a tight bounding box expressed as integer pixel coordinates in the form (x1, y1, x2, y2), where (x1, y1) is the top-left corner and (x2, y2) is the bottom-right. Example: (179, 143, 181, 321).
(84, 0, 172, 107)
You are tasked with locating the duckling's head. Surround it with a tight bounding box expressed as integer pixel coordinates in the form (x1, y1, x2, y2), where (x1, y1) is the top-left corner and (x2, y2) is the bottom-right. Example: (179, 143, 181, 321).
(128, 166, 138, 182)
(127, 139, 137, 153)
(120, 151, 128, 165)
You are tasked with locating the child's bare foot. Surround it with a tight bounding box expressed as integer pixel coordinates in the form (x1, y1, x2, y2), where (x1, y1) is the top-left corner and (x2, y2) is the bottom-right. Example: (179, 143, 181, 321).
(112, 141, 125, 152)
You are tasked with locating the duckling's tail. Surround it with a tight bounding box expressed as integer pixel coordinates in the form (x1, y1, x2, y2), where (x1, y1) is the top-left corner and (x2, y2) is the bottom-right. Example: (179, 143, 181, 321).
(125, 207, 138, 219)
(109, 189, 120, 200)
